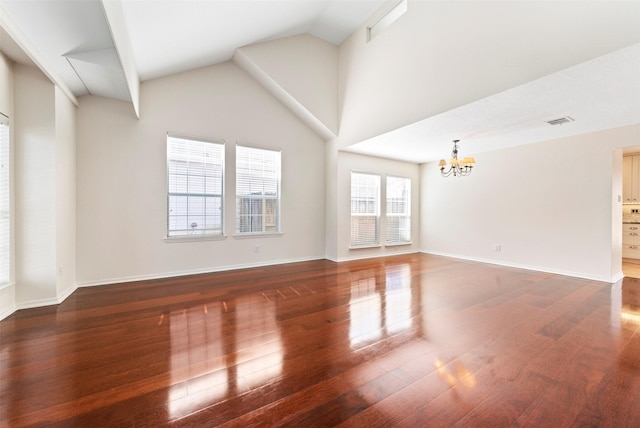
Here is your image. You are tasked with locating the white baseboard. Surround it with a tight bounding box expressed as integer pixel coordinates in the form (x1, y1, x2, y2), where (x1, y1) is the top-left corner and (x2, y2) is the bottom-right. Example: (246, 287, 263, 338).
(77, 256, 326, 288)
(334, 248, 418, 263)
(421, 249, 618, 283)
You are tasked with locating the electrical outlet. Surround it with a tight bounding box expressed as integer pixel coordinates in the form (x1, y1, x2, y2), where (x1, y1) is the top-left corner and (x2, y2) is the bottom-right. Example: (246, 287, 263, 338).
(254, 245, 260, 253)
(495, 245, 501, 252)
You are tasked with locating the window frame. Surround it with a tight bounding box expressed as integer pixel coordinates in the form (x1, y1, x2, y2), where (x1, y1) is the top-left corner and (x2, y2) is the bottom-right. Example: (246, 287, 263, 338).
(385, 175, 411, 245)
(350, 171, 381, 248)
(235, 144, 282, 236)
(166, 133, 225, 240)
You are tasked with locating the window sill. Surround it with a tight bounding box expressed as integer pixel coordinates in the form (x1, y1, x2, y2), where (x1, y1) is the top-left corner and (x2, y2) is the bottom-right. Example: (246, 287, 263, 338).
(0, 282, 15, 292)
(164, 234, 227, 243)
(349, 244, 382, 250)
(385, 241, 412, 247)
(234, 232, 283, 239)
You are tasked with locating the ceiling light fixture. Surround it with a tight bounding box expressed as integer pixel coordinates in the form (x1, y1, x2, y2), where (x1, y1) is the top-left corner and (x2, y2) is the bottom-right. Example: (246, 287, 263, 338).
(439, 140, 475, 177)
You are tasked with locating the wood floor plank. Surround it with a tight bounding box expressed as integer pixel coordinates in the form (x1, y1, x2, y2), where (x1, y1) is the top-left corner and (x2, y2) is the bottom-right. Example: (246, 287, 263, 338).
(2, 254, 640, 427)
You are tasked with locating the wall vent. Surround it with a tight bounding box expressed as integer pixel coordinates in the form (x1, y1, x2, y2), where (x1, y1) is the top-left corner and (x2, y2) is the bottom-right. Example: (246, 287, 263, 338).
(547, 116, 574, 126)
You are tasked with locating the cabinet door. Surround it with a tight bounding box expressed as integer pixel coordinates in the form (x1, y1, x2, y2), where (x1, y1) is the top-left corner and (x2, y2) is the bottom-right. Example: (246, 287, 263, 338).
(624, 156, 633, 202)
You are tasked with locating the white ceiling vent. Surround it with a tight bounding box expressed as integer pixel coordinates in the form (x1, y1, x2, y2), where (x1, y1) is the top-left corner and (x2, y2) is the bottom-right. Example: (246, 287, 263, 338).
(547, 116, 575, 126)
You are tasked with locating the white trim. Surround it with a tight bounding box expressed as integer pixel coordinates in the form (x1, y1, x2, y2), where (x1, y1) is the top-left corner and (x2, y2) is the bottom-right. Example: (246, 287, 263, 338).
(76, 256, 324, 288)
(337, 249, 418, 263)
(0, 281, 15, 291)
(0, 282, 16, 321)
(421, 250, 617, 284)
(14, 282, 77, 312)
(385, 241, 412, 247)
(233, 232, 283, 239)
(57, 283, 77, 303)
(16, 296, 60, 311)
(164, 234, 228, 243)
(349, 244, 382, 250)
(0, 303, 16, 321)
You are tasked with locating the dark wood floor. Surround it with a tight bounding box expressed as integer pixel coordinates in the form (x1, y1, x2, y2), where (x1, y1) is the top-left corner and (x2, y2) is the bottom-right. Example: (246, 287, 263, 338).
(1, 253, 640, 427)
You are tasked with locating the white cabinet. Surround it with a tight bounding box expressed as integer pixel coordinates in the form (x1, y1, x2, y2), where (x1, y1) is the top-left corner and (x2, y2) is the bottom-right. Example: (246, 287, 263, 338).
(623, 155, 640, 203)
(623, 223, 640, 259)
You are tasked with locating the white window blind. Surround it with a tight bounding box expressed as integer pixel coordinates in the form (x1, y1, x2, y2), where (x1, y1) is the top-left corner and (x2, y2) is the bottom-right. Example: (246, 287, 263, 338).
(0, 116, 9, 285)
(236, 145, 281, 234)
(167, 134, 224, 238)
(351, 172, 380, 247)
(386, 176, 411, 244)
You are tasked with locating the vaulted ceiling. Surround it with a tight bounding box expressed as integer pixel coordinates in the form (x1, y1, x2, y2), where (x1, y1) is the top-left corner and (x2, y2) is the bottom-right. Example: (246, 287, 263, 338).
(0, 0, 383, 104)
(1, 0, 639, 163)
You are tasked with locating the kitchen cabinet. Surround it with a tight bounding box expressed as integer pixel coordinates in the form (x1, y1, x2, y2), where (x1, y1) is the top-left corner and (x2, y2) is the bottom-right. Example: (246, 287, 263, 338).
(623, 154, 640, 203)
(623, 223, 640, 259)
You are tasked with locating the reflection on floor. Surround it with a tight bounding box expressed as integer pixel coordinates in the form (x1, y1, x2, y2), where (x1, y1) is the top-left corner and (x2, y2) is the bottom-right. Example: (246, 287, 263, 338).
(623, 262, 640, 279)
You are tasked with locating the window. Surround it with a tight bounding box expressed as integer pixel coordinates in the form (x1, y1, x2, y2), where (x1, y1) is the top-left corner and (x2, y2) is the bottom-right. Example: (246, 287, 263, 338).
(0, 115, 9, 285)
(167, 134, 224, 238)
(351, 172, 380, 247)
(386, 176, 411, 244)
(236, 145, 280, 234)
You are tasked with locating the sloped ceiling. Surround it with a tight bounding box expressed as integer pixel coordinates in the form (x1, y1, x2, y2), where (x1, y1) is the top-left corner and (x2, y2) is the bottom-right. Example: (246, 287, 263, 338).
(1, 0, 639, 164)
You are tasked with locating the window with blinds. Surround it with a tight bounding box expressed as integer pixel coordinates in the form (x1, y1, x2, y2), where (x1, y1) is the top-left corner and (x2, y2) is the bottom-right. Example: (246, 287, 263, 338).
(386, 175, 411, 244)
(351, 172, 380, 247)
(0, 116, 9, 285)
(167, 134, 224, 238)
(236, 145, 281, 234)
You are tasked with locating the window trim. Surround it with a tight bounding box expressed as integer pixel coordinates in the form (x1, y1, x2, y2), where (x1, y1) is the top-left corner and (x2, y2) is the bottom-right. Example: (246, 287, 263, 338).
(385, 174, 411, 245)
(234, 144, 282, 237)
(166, 132, 226, 240)
(350, 171, 381, 248)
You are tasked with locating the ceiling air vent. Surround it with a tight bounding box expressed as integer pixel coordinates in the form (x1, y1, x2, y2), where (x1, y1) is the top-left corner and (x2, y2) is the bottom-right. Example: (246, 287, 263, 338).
(547, 116, 575, 126)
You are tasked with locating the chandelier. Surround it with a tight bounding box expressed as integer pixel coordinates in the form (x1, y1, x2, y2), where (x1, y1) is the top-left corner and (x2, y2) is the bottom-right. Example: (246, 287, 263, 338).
(439, 139, 475, 177)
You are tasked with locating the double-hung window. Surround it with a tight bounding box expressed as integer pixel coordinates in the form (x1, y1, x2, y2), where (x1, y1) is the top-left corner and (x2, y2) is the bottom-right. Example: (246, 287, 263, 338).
(236, 145, 281, 234)
(386, 176, 411, 244)
(167, 134, 224, 238)
(0, 114, 9, 285)
(350, 172, 380, 247)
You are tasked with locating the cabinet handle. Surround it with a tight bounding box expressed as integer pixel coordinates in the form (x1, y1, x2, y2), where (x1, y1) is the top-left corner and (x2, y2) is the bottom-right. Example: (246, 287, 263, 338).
(632, 227, 639, 230)
(631, 246, 638, 249)
(631, 233, 638, 236)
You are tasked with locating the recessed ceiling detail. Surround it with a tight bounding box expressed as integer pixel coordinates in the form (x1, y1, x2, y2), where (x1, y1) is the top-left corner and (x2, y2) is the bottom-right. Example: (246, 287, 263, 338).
(64, 48, 130, 101)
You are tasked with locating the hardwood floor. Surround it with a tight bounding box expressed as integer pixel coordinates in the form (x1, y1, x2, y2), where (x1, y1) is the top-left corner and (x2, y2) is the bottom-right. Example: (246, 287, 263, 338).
(2, 253, 640, 427)
(623, 262, 640, 279)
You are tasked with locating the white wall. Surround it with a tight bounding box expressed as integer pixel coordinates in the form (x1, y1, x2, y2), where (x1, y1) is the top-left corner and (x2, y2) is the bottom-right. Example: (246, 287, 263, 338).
(325, 139, 339, 260)
(54, 86, 76, 299)
(14, 64, 57, 303)
(0, 52, 15, 319)
(611, 148, 623, 279)
(421, 124, 640, 282)
(335, 151, 420, 261)
(236, 34, 338, 136)
(76, 61, 326, 286)
(0, 52, 11, 115)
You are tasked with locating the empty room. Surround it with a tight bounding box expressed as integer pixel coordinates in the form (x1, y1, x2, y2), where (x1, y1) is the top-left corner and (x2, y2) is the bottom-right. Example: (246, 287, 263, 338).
(1, 0, 640, 426)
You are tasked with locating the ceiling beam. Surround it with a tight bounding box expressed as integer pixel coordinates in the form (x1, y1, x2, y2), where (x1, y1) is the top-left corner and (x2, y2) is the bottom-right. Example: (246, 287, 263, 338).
(100, 0, 140, 119)
(0, 3, 78, 107)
